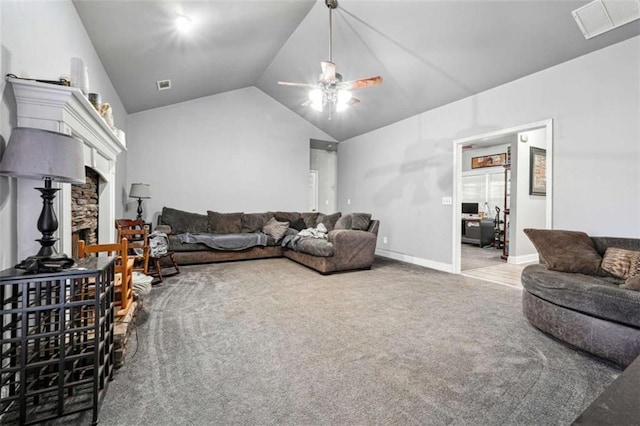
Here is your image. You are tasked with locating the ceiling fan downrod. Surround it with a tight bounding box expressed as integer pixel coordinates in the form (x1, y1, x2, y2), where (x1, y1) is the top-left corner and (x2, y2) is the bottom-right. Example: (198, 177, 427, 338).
(326, 0, 338, 63)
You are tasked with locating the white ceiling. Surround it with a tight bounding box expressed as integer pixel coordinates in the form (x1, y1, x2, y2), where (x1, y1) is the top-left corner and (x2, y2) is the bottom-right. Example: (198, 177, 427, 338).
(73, 0, 640, 141)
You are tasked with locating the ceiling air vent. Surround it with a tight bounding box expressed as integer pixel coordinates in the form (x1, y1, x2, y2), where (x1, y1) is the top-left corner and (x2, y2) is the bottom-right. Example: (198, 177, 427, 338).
(156, 79, 171, 91)
(572, 0, 640, 39)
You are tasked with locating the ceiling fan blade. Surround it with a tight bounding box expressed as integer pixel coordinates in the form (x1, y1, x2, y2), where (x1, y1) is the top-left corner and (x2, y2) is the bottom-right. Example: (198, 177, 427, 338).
(321, 61, 336, 81)
(347, 97, 360, 106)
(339, 76, 383, 90)
(278, 81, 317, 89)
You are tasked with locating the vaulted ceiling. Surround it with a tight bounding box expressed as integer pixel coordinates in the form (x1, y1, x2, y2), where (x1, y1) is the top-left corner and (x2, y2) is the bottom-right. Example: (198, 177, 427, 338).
(73, 0, 640, 141)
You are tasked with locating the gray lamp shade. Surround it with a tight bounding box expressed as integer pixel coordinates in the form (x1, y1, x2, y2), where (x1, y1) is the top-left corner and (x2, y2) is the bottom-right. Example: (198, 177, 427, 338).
(129, 183, 151, 199)
(0, 127, 85, 184)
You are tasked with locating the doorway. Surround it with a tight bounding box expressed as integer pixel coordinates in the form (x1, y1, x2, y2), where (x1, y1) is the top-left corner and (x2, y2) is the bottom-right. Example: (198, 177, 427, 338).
(309, 139, 338, 213)
(452, 119, 553, 274)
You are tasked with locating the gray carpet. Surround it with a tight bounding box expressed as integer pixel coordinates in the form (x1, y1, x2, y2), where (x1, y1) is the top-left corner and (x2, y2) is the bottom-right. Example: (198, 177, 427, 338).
(75, 257, 619, 425)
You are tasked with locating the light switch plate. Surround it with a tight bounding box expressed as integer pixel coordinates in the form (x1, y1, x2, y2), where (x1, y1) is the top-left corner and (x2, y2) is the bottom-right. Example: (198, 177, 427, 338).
(442, 196, 453, 205)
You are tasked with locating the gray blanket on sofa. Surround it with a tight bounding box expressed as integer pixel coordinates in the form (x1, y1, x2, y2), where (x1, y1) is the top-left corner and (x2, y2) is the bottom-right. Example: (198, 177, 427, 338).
(177, 232, 267, 251)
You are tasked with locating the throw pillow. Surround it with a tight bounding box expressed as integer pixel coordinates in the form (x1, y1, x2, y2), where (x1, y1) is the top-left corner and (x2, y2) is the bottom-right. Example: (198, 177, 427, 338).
(242, 212, 271, 233)
(262, 217, 289, 243)
(289, 217, 308, 232)
(621, 275, 640, 291)
(601, 247, 640, 279)
(301, 212, 320, 228)
(269, 211, 300, 222)
(523, 228, 602, 275)
(316, 212, 341, 232)
(207, 211, 243, 234)
(334, 214, 352, 230)
(350, 213, 372, 231)
(160, 207, 208, 234)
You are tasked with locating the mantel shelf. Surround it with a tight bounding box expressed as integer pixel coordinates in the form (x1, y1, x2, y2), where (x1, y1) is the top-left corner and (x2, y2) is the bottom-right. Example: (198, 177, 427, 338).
(7, 77, 126, 159)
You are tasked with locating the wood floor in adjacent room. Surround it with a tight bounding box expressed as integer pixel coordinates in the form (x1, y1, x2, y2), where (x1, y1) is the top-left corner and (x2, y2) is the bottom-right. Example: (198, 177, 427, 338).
(460, 243, 535, 289)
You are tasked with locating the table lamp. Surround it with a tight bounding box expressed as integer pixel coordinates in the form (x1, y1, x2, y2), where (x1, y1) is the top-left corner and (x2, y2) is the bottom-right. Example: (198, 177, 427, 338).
(0, 127, 85, 269)
(129, 183, 151, 220)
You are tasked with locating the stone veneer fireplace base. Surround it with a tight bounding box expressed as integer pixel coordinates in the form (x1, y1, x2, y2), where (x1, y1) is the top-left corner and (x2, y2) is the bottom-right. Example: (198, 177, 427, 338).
(71, 167, 100, 258)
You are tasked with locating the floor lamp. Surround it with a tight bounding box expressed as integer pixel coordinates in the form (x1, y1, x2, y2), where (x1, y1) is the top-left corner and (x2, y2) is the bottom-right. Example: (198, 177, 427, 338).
(0, 127, 85, 271)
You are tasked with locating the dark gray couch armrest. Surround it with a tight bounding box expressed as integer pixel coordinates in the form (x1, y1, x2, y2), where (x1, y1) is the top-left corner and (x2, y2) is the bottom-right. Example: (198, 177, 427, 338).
(328, 229, 377, 270)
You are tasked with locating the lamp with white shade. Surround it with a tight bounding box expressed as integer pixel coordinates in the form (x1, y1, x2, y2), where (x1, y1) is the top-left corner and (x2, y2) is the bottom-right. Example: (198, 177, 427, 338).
(0, 127, 85, 270)
(129, 183, 151, 220)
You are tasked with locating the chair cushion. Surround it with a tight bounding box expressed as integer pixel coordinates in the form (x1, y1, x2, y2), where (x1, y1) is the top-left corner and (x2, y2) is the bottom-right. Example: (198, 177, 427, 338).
(521, 264, 640, 328)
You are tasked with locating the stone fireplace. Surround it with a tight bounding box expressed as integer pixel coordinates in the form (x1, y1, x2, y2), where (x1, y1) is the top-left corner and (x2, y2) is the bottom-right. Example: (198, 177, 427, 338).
(9, 78, 126, 257)
(71, 167, 100, 257)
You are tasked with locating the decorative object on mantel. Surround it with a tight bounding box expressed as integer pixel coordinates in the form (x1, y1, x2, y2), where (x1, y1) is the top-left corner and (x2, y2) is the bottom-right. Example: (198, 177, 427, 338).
(100, 103, 115, 128)
(70, 57, 90, 94)
(0, 127, 85, 272)
(129, 183, 151, 221)
(88, 92, 101, 111)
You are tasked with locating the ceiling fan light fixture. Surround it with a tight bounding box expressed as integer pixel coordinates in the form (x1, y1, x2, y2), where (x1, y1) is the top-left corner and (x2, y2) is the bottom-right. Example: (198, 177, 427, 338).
(336, 90, 352, 112)
(309, 89, 324, 111)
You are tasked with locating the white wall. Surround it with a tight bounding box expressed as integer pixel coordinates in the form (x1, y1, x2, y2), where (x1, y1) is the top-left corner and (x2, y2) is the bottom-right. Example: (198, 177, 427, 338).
(126, 87, 334, 224)
(510, 128, 546, 260)
(0, 0, 127, 269)
(338, 36, 640, 271)
(310, 148, 338, 214)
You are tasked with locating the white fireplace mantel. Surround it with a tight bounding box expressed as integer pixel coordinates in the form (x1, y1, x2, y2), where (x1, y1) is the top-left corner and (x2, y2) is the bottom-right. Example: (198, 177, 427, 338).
(9, 78, 126, 256)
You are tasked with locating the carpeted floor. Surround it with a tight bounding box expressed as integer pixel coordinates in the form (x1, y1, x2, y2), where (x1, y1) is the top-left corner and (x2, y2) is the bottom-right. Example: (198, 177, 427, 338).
(72, 257, 620, 425)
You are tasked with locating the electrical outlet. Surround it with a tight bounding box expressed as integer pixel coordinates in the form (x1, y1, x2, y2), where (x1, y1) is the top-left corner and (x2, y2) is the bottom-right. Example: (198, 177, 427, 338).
(442, 196, 453, 205)
(383, 236, 388, 244)
(325, 200, 329, 205)
(347, 198, 351, 205)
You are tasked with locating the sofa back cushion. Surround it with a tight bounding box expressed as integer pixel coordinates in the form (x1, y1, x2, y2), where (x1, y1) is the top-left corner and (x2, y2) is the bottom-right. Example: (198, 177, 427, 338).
(300, 212, 319, 229)
(241, 212, 273, 233)
(316, 212, 341, 232)
(524, 229, 603, 275)
(161, 207, 208, 234)
(208, 211, 243, 234)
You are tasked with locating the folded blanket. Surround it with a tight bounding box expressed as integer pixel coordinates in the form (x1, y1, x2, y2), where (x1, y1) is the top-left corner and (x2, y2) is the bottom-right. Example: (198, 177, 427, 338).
(178, 232, 267, 251)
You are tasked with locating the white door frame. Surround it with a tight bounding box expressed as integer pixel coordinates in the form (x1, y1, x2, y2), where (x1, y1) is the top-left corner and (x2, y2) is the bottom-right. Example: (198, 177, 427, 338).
(308, 170, 319, 212)
(451, 119, 553, 274)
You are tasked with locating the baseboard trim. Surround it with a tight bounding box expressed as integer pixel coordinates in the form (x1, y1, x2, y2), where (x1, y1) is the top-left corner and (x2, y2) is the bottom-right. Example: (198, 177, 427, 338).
(508, 253, 539, 264)
(376, 249, 454, 273)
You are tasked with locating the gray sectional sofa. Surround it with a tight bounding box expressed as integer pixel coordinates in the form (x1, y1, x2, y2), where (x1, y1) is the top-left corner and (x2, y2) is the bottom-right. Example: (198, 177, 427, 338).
(156, 207, 379, 274)
(522, 231, 640, 367)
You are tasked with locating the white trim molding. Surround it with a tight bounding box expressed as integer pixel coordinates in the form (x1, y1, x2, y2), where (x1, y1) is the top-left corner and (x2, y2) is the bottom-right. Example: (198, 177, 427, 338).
(9, 78, 126, 255)
(376, 249, 454, 273)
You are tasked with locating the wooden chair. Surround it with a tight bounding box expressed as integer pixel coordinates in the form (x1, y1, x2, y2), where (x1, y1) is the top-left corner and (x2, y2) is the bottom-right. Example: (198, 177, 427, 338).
(117, 227, 150, 275)
(78, 238, 134, 316)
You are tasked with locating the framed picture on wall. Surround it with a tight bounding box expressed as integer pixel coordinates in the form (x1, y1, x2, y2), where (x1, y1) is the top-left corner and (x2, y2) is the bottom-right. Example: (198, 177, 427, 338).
(471, 153, 506, 169)
(529, 147, 546, 196)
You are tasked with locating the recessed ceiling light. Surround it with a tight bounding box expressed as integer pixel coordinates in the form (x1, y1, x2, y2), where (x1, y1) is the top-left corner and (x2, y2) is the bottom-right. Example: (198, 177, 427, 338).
(175, 15, 192, 33)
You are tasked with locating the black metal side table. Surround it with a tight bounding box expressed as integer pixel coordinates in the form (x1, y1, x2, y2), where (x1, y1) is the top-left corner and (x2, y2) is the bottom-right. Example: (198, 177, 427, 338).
(0, 257, 116, 425)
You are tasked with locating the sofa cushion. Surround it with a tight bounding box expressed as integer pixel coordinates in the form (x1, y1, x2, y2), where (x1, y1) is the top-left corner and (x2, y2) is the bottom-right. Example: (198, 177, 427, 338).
(207, 211, 243, 234)
(160, 207, 208, 234)
(524, 229, 602, 275)
(270, 211, 300, 223)
(296, 238, 335, 257)
(621, 275, 640, 291)
(262, 217, 289, 243)
(334, 214, 352, 230)
(289, 217, 308, 232)
(242, 212, 272, 233)
(300, 212, 319, 228)
(351, 213, 372, 231)
(316, 212, 341, 232)
(601, 247, 640, 279)
(521, 264, 640, 328)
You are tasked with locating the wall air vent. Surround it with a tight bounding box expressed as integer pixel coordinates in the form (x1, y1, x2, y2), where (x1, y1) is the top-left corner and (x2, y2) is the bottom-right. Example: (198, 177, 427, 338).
(156, 79, 171, 91)
(572, 0, 640, 39)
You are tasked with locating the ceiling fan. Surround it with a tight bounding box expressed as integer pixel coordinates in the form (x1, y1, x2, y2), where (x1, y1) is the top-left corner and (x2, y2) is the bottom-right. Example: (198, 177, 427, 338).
(278, 0, 383, 118)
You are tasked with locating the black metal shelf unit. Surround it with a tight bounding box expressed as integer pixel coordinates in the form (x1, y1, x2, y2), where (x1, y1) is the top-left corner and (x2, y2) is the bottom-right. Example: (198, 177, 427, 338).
(0, 257, 115, 425)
